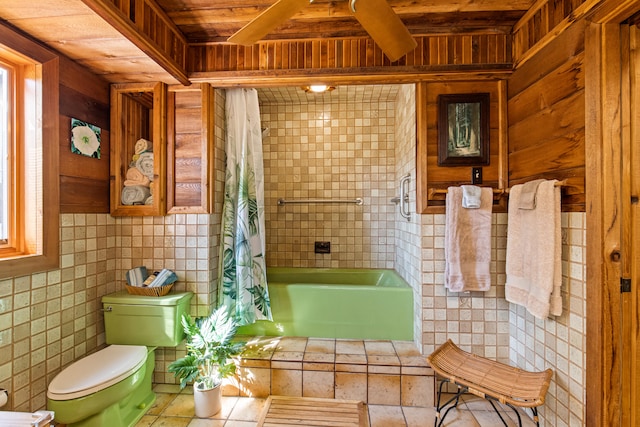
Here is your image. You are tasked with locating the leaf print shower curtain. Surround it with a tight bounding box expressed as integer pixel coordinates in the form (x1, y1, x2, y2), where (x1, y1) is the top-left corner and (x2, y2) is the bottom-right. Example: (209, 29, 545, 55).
(219, 88, 272, 325)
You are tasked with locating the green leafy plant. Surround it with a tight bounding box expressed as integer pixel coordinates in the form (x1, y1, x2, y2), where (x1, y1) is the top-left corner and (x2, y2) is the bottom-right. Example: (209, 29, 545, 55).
(168, 307, 245, 390)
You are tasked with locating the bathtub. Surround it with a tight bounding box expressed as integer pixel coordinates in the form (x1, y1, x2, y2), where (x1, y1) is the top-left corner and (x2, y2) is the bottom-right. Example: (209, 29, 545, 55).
(236, 267, 413, 340)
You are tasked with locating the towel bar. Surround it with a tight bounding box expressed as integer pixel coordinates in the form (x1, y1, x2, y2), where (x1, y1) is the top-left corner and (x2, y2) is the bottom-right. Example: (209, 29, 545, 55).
(277, 198, 364, 205)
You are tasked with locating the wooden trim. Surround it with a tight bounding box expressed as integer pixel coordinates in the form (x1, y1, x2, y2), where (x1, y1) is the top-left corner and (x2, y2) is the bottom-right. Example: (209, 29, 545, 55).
(589, 0, 640, 23)
(415, 82, 428, 214)
(585, 22, 623, 427)
(0, 22, 59, 280)
(202, 84, 215, 213)
(190, 70, 513, 88)
(619, 23, 633, 427)
(497, 80, 509, 194)
(110, 81, 167, 216)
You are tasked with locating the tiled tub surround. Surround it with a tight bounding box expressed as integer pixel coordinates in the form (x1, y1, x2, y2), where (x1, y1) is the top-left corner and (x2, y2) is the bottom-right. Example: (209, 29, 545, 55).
(220, 336, 435, 409)
(259, 86, 399, 269)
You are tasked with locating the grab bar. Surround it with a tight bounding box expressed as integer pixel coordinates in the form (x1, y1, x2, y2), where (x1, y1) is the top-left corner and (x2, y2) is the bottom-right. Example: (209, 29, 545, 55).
(399, 174, 411, 221)
(278, 198, 364, 206)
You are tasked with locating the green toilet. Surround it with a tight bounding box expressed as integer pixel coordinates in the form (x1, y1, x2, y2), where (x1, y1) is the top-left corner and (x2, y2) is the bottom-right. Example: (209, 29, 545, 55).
(47, 291, 193, 427)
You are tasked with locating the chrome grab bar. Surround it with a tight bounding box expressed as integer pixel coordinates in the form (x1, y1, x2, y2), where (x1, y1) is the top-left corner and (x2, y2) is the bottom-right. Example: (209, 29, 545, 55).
(399, 174, 411, 221)
(278, 198, 363, 206)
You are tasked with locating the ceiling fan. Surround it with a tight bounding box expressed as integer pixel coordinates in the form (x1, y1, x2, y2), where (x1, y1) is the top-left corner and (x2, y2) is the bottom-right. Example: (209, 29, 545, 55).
(227, 0, 417, 62)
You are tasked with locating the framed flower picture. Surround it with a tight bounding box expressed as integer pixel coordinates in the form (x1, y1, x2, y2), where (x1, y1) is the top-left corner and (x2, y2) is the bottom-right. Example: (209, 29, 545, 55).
(71, 118, 101, 159)
(437, 93, 490, 166)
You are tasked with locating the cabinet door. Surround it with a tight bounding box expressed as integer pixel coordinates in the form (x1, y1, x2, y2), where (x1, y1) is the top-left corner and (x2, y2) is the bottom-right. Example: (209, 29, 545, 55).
(110, 82, 167, 216)
(166, 83, 215, 213)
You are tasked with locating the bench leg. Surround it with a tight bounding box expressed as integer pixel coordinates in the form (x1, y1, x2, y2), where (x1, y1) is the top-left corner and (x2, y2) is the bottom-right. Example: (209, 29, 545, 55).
(488, 398, 541, 427)
(434, 379, 467, 427)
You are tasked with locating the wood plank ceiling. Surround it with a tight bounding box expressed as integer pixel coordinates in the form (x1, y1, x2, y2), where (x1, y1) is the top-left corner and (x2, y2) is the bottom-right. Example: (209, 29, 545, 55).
(0, 0, 536, 85)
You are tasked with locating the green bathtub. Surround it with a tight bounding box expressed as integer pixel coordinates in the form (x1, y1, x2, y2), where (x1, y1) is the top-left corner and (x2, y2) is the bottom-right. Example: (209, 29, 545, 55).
(236, 267, 413, 340)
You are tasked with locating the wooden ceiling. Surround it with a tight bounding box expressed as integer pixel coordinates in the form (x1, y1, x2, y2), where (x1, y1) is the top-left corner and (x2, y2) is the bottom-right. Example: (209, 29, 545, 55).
(0, 0, 536, 85)
(157, 0, 533, 42)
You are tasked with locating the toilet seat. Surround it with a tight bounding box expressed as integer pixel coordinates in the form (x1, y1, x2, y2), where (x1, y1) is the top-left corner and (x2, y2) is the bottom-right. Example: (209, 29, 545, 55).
(47, 345, 147, 400)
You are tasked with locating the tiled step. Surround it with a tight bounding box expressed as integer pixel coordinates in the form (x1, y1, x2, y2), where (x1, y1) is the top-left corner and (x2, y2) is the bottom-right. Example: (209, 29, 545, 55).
(222, 336, 436, 408)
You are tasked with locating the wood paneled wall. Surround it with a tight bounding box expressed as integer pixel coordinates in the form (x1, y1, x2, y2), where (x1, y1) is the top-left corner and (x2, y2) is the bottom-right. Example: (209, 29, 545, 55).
(188, 33, 511, 75)
(416, 80, 508, 213)
(59, 56, 111, 213)
(508, 19, 586, 212)
(512, 0, 597, 66)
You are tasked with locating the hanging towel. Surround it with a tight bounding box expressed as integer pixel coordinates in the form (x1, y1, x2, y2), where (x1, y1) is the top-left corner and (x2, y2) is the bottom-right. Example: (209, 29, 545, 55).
(461, 185, 482, 208)
(444, 186, 493, 292)
(518, 179, 545, 210)
(505, 180, 562, 319)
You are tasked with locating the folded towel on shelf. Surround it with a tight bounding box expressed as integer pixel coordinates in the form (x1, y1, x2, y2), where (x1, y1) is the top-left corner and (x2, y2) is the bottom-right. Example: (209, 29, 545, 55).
(121, 185, 151, 205)
(461, 185, 483, 208)
(123, 167, 151, 187)
(444, 186, 493, 292)
(135, 152, 154, 181)
(126, 266, 149, 287)
(518, 179, 545, 210)
(505, 179, 562, 319)
(134, 138, 153, 155)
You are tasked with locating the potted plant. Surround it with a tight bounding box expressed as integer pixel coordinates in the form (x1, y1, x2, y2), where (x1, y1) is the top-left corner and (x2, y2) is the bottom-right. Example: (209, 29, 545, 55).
(168, 307, 245, 417)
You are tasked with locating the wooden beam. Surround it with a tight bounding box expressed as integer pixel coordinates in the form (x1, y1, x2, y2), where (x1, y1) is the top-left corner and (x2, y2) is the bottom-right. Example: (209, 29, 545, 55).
(589, 0, 640, 23)
(81, 0, 190, 86)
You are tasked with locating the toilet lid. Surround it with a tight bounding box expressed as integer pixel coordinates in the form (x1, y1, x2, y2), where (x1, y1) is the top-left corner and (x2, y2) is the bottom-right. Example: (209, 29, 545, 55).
(47, 345, 147, 400)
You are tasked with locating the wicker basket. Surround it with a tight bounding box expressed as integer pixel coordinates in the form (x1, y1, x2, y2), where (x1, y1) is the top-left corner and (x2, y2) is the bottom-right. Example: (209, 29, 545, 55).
(125, 283, 173, 297)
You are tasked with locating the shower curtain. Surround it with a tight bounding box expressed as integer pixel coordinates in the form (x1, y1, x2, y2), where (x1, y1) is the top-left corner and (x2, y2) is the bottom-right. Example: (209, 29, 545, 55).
(219, 88, 272, 325)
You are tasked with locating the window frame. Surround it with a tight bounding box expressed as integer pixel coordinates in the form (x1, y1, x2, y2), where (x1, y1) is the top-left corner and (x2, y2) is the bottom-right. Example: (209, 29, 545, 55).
(0, 23, 59, 279)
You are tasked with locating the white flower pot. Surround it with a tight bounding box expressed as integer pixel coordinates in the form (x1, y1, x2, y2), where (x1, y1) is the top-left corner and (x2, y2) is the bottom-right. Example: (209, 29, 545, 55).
(193, 381, 222, 418)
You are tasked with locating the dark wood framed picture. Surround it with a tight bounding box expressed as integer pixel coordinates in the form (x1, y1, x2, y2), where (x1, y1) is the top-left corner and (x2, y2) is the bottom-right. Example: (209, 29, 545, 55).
(437, 93, 490, 166)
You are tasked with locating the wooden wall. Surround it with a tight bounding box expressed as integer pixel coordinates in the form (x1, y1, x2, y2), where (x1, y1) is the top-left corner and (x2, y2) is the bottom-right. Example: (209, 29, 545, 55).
(416, 80, 508, 213)
(507, 19, 586, 212)
(59, 53, 111, 213)
(188, 33, 512, 77)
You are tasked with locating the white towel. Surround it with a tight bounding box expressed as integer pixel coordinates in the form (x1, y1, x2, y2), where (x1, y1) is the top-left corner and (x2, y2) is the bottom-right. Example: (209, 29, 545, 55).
(518, 179, 545, 210)
(135, 151, 154, 181)
(444, 186, 493, 292)
(121, 185, 151, 205)
(461, 185, 482, 208)
(505, 180, 562, 319)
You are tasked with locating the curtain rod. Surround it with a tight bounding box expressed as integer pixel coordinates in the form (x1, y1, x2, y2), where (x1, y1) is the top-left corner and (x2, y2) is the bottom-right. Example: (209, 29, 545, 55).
(278, 198, 364, 206)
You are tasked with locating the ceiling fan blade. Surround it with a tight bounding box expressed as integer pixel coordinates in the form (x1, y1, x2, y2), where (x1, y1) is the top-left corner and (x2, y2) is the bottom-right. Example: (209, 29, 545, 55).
(228, 0, 311, 46)
(349, 0, 417, 62)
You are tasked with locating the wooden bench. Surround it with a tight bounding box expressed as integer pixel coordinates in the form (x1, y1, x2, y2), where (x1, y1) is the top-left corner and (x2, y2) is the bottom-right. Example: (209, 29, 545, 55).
(427, 340, 553, 427)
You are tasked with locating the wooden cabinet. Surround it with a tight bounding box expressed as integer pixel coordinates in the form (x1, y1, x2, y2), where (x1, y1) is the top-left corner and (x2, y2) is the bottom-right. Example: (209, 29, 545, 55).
(110, 82, 167, 216)
(167, 83, 216, 213)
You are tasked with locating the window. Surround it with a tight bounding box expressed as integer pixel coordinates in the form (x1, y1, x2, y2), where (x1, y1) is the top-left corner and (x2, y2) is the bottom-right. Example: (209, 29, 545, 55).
(0, 23, 59, 279)
(0, 65, 8, 245)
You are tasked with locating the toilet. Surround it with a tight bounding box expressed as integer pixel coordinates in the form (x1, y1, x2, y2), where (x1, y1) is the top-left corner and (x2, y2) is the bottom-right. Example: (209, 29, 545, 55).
(47, 290, 193, 427)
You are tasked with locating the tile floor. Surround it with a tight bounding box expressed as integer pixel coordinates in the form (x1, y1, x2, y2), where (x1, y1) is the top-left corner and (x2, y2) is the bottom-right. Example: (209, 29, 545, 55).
(142, 337, 540, 426)
(136, 384, 539, 427)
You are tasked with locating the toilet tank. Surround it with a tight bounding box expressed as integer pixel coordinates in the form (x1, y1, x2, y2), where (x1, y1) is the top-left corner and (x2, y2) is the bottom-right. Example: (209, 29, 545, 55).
(102, 291, 193, 347)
